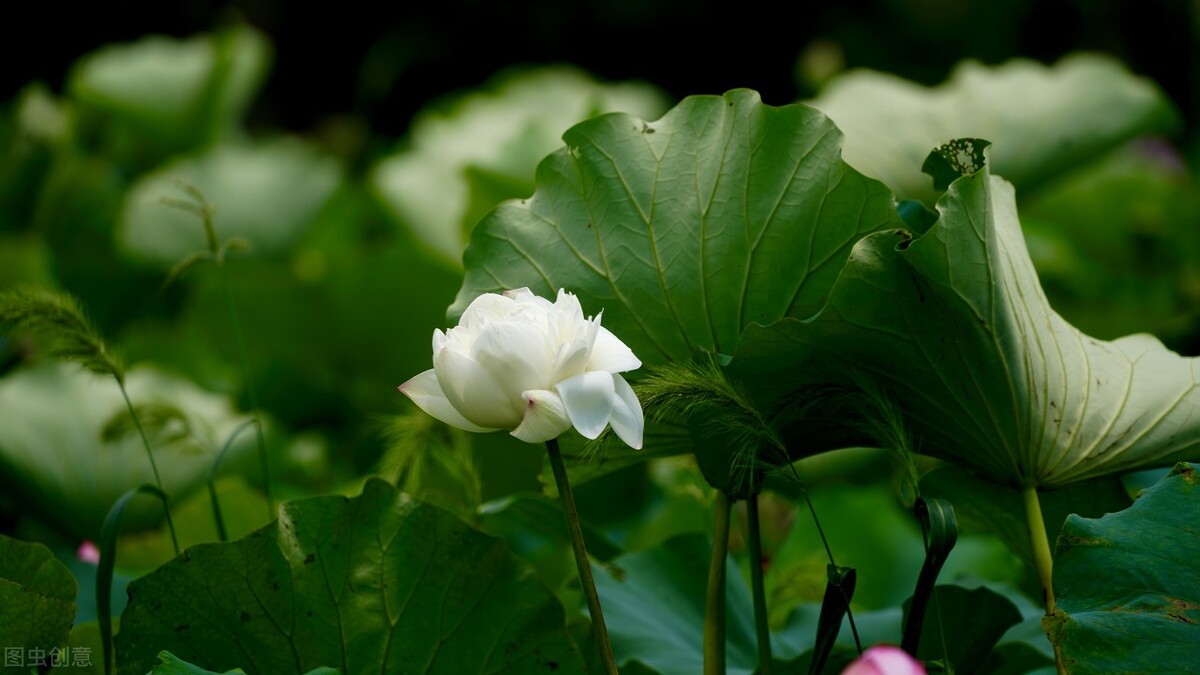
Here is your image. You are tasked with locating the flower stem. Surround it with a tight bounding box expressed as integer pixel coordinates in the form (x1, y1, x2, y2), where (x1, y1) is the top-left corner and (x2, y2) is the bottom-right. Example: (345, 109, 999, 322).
(116, 377, 178, 555)
(747, 493, 773, 674)
(220, 267, 273, 517)
(545, 439, 617, 675)
(208, 419, 257, 542)
(1022, 485, 1055, 614)
(1022, 484, 1065, 675)
(705, 491, 732, 675)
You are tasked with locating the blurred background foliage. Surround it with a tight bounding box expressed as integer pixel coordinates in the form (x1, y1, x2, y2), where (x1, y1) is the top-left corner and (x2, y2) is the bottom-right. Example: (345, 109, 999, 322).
(0, 2, 1196, 672)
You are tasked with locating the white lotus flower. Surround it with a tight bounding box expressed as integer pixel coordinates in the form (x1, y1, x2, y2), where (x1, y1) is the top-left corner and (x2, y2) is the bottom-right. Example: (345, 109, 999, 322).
(399, 288, 644, 448)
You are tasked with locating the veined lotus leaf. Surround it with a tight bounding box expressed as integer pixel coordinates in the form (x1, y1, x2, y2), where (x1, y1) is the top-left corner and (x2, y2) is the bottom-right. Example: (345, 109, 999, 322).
(115, 479, 581, 675)
(148, 651, 339, 674)
(807, 54, 1177, 202)
(1047, 462, 1200, 672)
(452, 89, 902, 367)
(0, 533, 77, 666)
(0, 363, 255, 538)
(733, 152, 1200, 487)
(69, 25, 270, 157)
(594, 534, 807, 675)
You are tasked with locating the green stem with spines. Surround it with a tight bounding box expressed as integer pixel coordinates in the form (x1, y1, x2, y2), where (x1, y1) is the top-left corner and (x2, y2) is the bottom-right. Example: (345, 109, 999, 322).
(116, 377, 178, 554)
(1022, 485, 1055, 613)
(546, 438, 618, 675)
(1022, 484, 1065, 675)
(705, 491, 732, 675)
(747, 492, 773, 674)
(208, 418, 257, 542)
(99, 484, 169, 675)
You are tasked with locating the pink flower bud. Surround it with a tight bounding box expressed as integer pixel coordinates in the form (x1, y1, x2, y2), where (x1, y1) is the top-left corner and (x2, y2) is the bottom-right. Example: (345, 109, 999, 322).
(842, 645, 925, 675)
(77, 540, 100, 565)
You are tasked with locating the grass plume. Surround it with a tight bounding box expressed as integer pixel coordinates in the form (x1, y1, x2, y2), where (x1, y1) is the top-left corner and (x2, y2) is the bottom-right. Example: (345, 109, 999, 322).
(635, 356, 784, 494)
(0, 287, 123, 380)
(771, 371, 920, 504)
(379, 410, 483, 515)
(0, 286, 179, 553)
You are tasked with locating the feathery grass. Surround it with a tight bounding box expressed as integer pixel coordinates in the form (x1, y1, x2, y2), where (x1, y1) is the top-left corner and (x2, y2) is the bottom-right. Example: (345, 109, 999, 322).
(159, 183, 273, 514)
(0, 286, 179, 553)
(772, 371, 920, 503)
(378, 410, 482, 514)
(0, 286, 124, 380)
(635, 356, 785, 494)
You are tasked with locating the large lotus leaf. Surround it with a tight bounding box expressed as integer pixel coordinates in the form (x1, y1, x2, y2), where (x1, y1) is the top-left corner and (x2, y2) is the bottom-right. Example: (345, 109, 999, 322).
(148, 651, 339, 674)
(599, 532, 915, 675)
(453, 89, 903, 366)
(807, 54, 1177, 201)
(595, 534, 808, 675)
(118, 139, 342, 267)
(1046, 462, 1200, 672)
(115, 478, 582, 675)
(0, 534, 77, 670)
(733, 157, 1200, 487)
(0, 363, 255, 538)
(372, 66, 669, 265)
(900, 584, 1025, 672)
(62, 621, 106, 674)
(68, 25, 270, 161)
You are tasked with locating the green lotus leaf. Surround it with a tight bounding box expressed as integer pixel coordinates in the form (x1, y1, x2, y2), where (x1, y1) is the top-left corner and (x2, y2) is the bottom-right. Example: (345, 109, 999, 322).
(733, 153, 1200, 487)
(453, 89, 903, 366)
(62, 621, 106, 675)
(115, 479, 582, 675)
(808, 54, 1177, 201)
(1047, 462, 1200, 672)
(900, 584, 1025, 671)
(118, 139, 341, 267)
(69, 25, 270, 159)
(372, 66, 669, 266)
(0, 363, 255, 538)
(148, 651, 339, 674)
(595, 534, 807, 675)
(0, 533, 77, 669)
(598, 530, 923, 675)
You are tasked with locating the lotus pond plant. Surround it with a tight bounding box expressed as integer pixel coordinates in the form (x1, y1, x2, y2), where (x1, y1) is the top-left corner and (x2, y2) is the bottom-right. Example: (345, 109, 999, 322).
(400, 286, 646, 674)
(2, 27, 1198, 675)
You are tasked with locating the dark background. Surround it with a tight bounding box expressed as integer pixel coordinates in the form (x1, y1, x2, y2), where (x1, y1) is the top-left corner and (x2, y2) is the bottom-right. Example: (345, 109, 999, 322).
(6, 0, 1197, 143)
